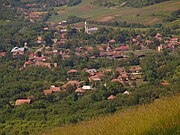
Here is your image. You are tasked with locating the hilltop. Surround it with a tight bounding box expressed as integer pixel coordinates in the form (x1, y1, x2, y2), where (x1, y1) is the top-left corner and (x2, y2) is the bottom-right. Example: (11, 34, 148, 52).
(41, 95, 180, 135)
(48, 0, 180, 27)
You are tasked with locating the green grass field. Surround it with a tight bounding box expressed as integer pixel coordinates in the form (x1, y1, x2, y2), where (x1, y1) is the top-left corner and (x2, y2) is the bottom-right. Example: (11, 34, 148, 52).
(40, 94, 180, 135)
(48, 0, 180, 26)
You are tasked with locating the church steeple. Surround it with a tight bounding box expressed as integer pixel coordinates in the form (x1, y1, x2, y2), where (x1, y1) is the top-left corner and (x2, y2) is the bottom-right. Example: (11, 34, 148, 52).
(85, 21, 88, 33)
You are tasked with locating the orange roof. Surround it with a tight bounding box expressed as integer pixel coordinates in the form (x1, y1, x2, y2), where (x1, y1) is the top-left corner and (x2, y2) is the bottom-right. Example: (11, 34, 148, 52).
(97, 46, 104, 51)
(109, 39, 116, 43)
(75, 88, 85, 93)
(50, 86, 61, 92)
(0, 52, 6, 57)
(111, 79, 125, 84)
(44, 63, 51, 68)
(67, 69, 78, 74)
(160, 82, 170, 86)
(121, 73, 128, 78)
(107, 95, 117, 100)
(63, 81, 80, 88)
(15, 99, 31, 106)
(54, 63, 58, 67)
(135, 66, 142, 71)
(43, 90, 53, 95)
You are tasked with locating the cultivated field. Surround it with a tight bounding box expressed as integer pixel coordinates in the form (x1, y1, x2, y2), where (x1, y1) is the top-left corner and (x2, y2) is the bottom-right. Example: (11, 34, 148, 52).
(49, 0, 180, 26)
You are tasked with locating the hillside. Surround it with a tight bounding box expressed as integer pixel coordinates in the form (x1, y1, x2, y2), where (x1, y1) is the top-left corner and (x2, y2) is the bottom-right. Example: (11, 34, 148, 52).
(49, 0, 180, 27)
(41, 95, 180, 135)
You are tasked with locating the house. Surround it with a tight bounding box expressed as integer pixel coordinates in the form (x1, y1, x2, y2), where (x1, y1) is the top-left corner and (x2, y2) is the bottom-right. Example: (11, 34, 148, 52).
(60, 29, 67, 33)
(37, 36, 44, 44)
(15, 99, 31, 106)
(85, 69, 97, 75)
(54, 63, 58, 67)
(89, 75, 101, 82)
(155, 33, 162, 41)
(97, 46, 104, 51)
(86, 47, 93, 52)
(134, 66, 142, 73)
(170, 38, 179, 43)
(160, 82, 170, 86)
(120, 73, 129, 80)
(107, 95, 117, 100)
(116, 67, 125, 73)
(29, 53, 36, 60)
(37, 56, 49, 62)
(115, 46, 128, 51)
(43, 27, 49, 31)
(24, 60, 34, 66)
(109, 39, 116, 43)
(44, 63, 51, 68)
(67, 69, 78, 74)
(50, 85, 61, 92)
(111, 79, 125, 85)
(43, 85, 62, 95)
(75, 88, 85, 93)
(63, 80, 81, 88)
(35, 62, 51, 68)
(0, 52, 6, 57)
(123, 91, 131, 95)
(43, 90, 53, 95)
(61, 33, 66, 39)
(11, 46, 29, 58)
(82, 85, 91, 90)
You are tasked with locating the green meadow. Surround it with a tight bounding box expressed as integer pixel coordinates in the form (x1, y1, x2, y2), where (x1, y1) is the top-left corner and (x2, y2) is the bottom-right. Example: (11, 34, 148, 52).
(48, 0, 180, 26)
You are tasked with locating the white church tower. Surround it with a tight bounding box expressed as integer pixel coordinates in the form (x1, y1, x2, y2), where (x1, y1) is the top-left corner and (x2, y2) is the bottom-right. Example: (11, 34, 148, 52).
(85, 21, 88, 33)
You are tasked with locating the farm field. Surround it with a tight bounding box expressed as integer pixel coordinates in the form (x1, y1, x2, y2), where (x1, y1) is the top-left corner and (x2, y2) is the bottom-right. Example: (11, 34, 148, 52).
(48, 0, 180, 26)
(41, 95, 180, 135)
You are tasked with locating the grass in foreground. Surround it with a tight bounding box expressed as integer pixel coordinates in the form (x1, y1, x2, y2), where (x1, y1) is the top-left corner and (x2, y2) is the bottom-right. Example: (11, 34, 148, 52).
(41, 95, 180, 135)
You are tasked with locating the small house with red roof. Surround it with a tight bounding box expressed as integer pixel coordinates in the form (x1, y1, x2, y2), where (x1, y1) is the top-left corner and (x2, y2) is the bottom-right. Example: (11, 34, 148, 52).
(75, 88, 85, 93)
(15, 99, 31, 106)
(107, 95, 117, 100)
(160, 82, 170, 86)
(170, 38, 179, 43)
(115, 46, 128, 51)
(63, 80, 81, 88)
(109, 39, 116, 43)
(0, 52, 6, 57)
(67, 69, 78, 74)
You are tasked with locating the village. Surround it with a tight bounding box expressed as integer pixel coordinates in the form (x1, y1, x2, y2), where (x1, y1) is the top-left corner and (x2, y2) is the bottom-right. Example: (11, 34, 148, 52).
(1, 20, 178, 106)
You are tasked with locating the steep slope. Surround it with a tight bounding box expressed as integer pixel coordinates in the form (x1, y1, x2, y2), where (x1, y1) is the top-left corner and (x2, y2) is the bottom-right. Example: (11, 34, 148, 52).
(41, 95, 180, 135)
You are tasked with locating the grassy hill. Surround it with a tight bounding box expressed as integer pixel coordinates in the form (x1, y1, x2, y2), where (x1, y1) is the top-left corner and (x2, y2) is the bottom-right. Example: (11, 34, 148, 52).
(41, 95, 180, 135)
(48, 0, 180, 27)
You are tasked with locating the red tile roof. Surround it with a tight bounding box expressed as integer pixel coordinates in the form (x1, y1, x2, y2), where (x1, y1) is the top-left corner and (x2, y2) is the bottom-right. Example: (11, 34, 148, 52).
(107, 95, 117, 100)
(75, 88, 85, 93)
(43, 90, 53, 95)
(15, 99, 31, 105)
(115, 46, 128, 51)
(109, 39, 116, 43)
(67, 69, 78, 74)
(50, 85, 61, 92)
(0, 52, 6, 57)
(160, 82, 170, 86)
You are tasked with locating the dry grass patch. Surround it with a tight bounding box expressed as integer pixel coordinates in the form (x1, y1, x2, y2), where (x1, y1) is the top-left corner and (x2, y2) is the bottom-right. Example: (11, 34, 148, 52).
(41, 95, 180, 135)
